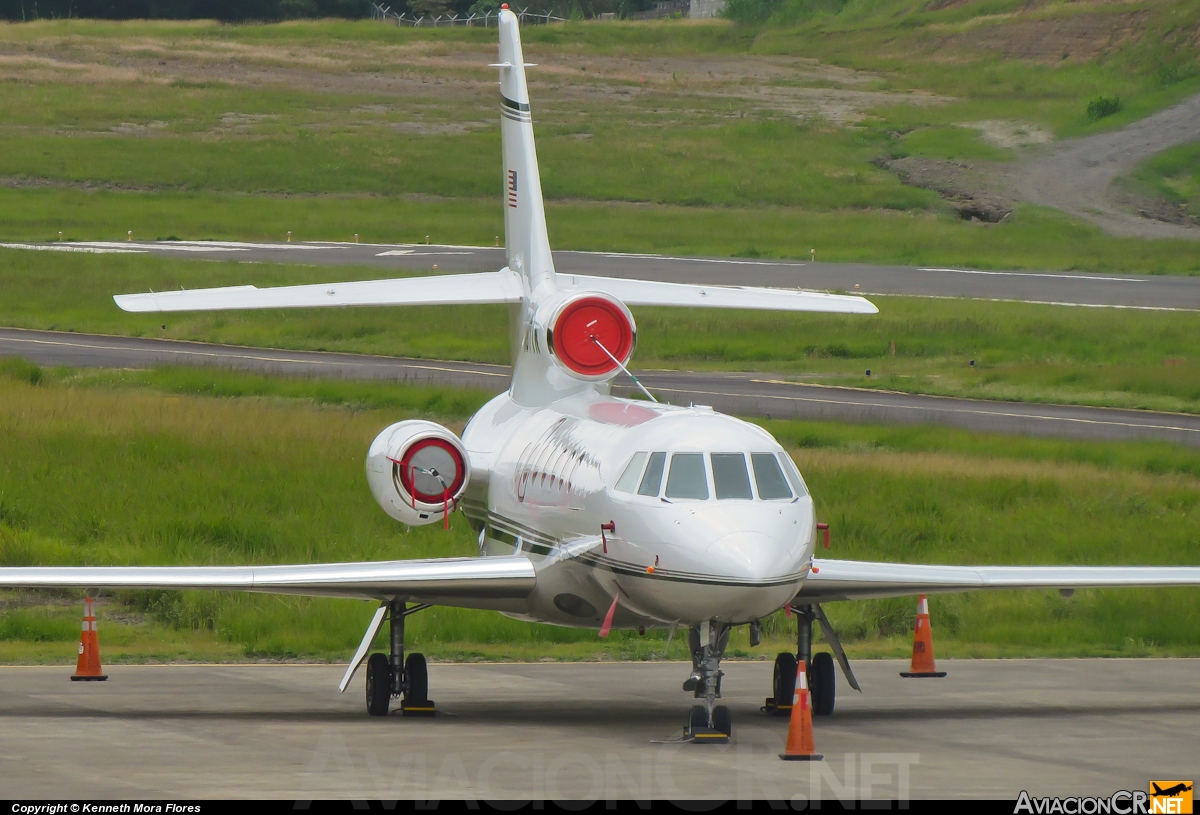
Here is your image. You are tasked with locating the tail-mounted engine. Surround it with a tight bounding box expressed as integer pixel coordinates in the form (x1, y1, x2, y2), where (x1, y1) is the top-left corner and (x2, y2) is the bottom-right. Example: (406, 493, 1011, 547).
(366, 420, 470, 527)
(535, 291, 636, 381)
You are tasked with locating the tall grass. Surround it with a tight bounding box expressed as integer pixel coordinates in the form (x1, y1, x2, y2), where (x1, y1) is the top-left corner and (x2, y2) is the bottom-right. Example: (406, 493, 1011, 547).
(0, 368, 1197, 661)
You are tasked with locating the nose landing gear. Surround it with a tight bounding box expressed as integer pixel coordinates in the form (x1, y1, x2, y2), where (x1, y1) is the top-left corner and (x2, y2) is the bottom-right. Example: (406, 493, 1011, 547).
(682, 620, 733, 743)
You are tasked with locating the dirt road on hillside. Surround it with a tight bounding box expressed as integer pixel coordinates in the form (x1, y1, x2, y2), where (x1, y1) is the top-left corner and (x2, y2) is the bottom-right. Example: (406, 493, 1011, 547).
(1012, 92, 1200, 240)
(883, 93, 1200, 240)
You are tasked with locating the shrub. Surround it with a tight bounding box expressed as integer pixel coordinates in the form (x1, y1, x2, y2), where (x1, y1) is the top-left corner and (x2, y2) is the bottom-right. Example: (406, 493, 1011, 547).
(1086, 96, 1123, 122)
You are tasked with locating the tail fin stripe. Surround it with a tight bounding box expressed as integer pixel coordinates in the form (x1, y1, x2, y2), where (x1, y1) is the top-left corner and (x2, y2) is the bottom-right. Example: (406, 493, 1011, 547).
(502, 96, 530, 112)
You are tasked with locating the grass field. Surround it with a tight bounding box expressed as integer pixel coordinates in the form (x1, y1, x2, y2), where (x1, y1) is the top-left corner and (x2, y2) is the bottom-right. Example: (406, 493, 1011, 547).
(1, 363, 1198, 664)
(1124, 140, 1200, 222)
(3, 248, 1200, 413)
(0, 1, 1198, 272)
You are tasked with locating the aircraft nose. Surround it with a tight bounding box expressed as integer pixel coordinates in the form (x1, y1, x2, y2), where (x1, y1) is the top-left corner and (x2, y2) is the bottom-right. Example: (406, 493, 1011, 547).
(707, 531, 804, 581)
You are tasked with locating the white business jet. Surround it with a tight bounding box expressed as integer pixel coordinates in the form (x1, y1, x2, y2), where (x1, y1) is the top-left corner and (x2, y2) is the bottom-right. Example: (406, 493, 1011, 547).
(4, 9, 1199, 739)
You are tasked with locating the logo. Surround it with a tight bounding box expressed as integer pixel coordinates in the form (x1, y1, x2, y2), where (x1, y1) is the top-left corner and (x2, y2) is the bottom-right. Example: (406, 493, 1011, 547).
(507, 169, 518, 208)
(1150, 782, 1193, 814)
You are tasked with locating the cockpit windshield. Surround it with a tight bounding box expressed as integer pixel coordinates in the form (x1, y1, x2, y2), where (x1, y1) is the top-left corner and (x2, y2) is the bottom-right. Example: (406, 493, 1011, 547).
(665, 453, 708, 500)
(711, 453, 752, 500)
(614, 450, 807, 501)
(750, 453, 791, 500)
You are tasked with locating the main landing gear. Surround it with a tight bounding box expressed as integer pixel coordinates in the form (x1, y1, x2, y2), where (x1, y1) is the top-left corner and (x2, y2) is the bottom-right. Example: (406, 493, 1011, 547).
(366, 600, 435, 718)
(682, 621, 734, 743)
(764, 603, 860, 718)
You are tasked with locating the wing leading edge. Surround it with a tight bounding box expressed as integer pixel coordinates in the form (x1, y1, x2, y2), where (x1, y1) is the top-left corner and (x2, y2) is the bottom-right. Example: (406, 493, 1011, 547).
(114, 269, 527, 313)
(799, 559, 1200, 603)
(561, 274, 878, 314)
(0, 556, 536, 610)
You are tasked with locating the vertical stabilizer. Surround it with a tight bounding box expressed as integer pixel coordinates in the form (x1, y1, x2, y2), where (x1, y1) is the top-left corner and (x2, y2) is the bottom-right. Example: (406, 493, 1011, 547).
(497, 9, 556, 299)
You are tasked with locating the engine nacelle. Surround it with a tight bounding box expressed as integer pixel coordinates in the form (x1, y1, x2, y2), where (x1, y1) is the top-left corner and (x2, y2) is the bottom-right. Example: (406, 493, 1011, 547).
(365, 420, 470, 526)
(535, 291, 636, 381)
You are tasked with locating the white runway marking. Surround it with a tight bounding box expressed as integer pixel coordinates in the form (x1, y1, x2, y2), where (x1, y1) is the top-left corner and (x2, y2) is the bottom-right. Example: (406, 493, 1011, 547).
(375, 249, 475, 256)
(724, 380, 1200, 434)
(918, 267, 1142, 283)
(593, 252, 807, 267)
(874, 292, 1200, 312)
(0, 242, 145, 254)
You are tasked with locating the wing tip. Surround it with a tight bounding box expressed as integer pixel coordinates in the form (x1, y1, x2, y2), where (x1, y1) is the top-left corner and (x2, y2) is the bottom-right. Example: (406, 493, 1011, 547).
(113, 294, 156, 313)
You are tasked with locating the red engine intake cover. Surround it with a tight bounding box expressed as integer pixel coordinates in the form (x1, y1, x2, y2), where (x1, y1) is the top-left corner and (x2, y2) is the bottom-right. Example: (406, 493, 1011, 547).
(551, 296, 634, 377)
(395, 437, 467, 504)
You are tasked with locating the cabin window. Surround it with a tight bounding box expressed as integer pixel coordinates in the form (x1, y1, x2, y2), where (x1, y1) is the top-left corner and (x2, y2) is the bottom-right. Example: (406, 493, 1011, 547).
(665, 453, 709, 500)
(614, 452, 647, 494)
(780, 454, 810, 498)
(751, 453, 793, 500)
(711, 453, 753, 500)
(638, 452, 667, 497)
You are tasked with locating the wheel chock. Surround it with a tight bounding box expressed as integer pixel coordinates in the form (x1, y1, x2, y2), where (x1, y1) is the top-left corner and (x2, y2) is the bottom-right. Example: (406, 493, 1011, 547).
(686, 727, 731, 745)
(400, 699, 436, 717)
(761, 697, 792, 716)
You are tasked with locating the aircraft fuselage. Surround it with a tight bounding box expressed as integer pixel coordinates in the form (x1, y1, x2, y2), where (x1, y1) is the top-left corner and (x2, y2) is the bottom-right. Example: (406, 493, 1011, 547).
(461, 390, 816, 630)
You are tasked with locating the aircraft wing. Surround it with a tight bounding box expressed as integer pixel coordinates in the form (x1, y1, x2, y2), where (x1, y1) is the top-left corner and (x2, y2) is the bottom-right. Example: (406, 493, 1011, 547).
(0, 556, 536, 610)
(560, 274, 877, 314)
(114, 269, 525, 313)
(798, 559, 1200, 603)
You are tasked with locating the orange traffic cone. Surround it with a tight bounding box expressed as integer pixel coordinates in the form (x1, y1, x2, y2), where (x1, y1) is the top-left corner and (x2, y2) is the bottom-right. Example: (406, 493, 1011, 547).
(779, 659, 823, 761)
(899, 595, 947, 678)
(71, 596, 107, 682)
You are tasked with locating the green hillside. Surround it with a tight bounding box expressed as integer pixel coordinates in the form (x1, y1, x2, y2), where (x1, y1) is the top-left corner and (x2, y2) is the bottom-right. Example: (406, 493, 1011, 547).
(0, 3, 1196, 270)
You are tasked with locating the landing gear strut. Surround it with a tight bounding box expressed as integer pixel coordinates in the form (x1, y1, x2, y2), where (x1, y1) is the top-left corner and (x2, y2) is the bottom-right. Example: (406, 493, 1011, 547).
(365, 600, 435, 717)
(682, 620, 732, 743)
(764, 603, 858, 717)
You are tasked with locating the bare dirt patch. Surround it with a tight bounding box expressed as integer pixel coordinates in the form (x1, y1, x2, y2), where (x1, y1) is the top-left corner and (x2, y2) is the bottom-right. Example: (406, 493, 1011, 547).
(960, 120, 1052, 149)
(878, 93, 1200, 238)
(0, 32, 942, 128)
(948, 10, 1147, 62)
(1109, 180, 1200, 228)
(0, 52, 148, 84)
(875, 156, 1014, 222)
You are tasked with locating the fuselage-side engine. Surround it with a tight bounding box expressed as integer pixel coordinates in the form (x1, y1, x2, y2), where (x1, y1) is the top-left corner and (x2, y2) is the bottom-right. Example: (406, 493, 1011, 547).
(366, 420, 470, 526)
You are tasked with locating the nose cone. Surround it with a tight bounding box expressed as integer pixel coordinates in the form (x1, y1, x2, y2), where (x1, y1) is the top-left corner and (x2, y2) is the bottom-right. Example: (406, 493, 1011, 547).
(707, 531, 805, 582)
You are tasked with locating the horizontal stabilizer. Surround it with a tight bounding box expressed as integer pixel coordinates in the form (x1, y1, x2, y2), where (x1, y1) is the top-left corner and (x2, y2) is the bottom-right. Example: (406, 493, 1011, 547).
(799, 559, 1200, 603)
(115, 269, 525, 313)
(560, 274, 877, 314)
(0, 556, 536, 608)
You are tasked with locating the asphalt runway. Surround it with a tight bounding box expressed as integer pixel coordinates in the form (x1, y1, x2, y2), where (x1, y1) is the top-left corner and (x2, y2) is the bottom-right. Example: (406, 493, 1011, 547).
(4, 239, 1200, 310)
(4, 327, 1200, 447)
(1, 660, 1196, 799)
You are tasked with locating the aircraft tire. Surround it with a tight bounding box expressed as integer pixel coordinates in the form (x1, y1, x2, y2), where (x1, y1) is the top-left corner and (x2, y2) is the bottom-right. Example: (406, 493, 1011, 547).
(712, 705, 732, 737)
(404, 652, 429, 703)
(687, 704, 707, 735)
(811, 652, 836, 716)
(365, 653, 392, 717)
(773, 652, 798, 708)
